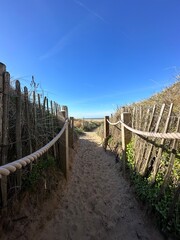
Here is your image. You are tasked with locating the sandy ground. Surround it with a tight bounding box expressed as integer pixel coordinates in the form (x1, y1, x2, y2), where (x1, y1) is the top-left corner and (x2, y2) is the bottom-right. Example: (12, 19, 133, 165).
(34, 132, 164, 240)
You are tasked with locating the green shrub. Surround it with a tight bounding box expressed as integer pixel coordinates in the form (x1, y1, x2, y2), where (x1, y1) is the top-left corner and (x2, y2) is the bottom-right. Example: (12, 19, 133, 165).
(22, 155, 56, 191)
(126, 140, 180, 238)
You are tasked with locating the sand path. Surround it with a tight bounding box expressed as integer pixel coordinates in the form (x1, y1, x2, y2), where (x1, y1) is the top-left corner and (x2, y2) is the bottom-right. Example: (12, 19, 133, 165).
(36, 132, 164, 240)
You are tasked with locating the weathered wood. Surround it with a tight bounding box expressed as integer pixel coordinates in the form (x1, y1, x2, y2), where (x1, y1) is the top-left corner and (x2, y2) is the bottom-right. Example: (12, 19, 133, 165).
(70, 117, 74, 148)
(134, 107, 142, 163)
(16, 80, 22, 159)
(0, 62, 6, 165)
(60, 106, 69, 179)
(137, 105, 156, 172)
(24, 87, 32, 160)
(2, 73, 10, 156)
(16, 80, 22, 189)
(33, 91, 37, 150)
(46, 98, 49, 114)
(139, 106, 142, 130)
(0, 64, 4, 207)
(42, 97, 48, 146)
(104, 116, 109, 139)
(43, 96, 46, 115)
(121, 112, 132, 175)
(65, 111, 69, 179)
(50, 100, 57, 159)
(1, 69, 10, 209)
(132, 107, 136, 129)
(161, 117, 180, 190)
(38, 93, 41, 109)
(150, 103, 173, 182)
(54, 102, 57, 116)
(135, 108, 150, 170)
(142, 104, 165, 176)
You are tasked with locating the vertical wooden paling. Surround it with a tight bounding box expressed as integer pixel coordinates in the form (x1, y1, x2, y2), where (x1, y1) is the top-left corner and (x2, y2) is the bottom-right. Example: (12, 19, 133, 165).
(24, 87, 32, 168)
(133, 106, 141, 163)
(151, 103, 173, 182)
(16, 80, 22, 189)
(0, 63, 3, 204)
(1, 64, 10, 209)
(0, 63, 6, 166)
(65, 107, 69, 179)
(137, 105, 156, 172)
(162, 117, 180, 189)
(33, 91, 37, 150)
(43, 97, 48, 146)
(135, 108, 150, 169)
(50, 100, 57, 159)
(121, 112, 132, 175)
(141, 104, 165, 176)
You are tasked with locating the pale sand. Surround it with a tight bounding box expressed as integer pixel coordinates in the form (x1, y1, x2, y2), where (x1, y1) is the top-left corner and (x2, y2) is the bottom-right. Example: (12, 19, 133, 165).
(35, 132, 164, 240)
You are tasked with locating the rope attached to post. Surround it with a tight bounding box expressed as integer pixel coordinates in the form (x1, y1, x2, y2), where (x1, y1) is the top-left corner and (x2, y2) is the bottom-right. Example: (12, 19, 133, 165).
(0, 120, 68, 178)
(107, 119, 180, 139)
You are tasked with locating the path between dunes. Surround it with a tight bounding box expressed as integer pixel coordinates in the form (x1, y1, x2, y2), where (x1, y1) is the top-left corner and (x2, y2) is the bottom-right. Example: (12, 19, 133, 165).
(36, 132, 164, 240)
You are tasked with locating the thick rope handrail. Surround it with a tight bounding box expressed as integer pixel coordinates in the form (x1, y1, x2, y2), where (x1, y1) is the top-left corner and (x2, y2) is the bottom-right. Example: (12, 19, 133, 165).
(107, 119, 180, 140)
(0, 119, 68, 179)
(107, 119, 121, 126)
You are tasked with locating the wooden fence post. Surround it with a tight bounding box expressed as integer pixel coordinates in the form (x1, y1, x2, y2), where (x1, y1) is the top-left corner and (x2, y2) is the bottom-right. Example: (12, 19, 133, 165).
(0, 63, 10, 209)
(0, 63, 4, 207)
(33, 91, 37, 150)
(70, 117, 74, 148)
(121, 112, 132, 175)
(0, 63, 6, 165)
(104, 116, 109, 139)
(24, 87, 32, 168)
(16, 80, 22, 189)
(60, 106, 69, 179)
(50, 100, 57, 159)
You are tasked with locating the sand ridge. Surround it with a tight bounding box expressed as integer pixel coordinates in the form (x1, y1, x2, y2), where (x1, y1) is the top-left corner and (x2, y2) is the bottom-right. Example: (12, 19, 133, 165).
(35, 132, 163, 240)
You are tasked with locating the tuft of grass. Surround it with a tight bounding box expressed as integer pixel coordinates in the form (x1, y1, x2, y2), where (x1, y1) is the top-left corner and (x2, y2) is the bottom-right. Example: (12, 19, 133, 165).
(22, 155, 56, 191)
(74, 127, 85, 136)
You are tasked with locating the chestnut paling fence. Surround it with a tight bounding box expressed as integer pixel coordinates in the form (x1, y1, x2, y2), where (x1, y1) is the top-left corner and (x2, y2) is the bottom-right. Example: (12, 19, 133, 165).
(104, 104, 180, 228)
(0, 63, 74, 209)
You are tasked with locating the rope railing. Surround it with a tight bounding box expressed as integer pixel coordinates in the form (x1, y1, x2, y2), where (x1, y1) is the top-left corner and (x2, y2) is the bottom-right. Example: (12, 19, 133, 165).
(107, 119, 180, 140)
(0, 119, 68, 179)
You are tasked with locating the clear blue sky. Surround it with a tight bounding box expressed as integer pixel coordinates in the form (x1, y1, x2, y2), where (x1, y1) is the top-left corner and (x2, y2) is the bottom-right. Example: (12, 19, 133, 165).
(1, 0, 180, 118)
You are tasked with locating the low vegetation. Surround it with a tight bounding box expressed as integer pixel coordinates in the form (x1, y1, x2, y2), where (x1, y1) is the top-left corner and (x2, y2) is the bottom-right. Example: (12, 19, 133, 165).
(74, 119, 102, 135)
(126, 140, 180, 239)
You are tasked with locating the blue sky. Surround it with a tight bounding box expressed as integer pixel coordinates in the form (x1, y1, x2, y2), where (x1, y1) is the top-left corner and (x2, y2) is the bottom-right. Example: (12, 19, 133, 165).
(1, 0, 180, 118)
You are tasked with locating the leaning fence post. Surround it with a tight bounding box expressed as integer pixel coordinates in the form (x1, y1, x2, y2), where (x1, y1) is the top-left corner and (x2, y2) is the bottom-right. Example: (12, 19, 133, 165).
(121, 112, 132, 175)
(104, 116, 109, 139)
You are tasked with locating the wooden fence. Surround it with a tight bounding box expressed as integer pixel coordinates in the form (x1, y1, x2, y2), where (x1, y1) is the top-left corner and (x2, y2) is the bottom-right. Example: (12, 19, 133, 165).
(104, 104, 180, 232)
(104, 104, 180, 180)
(0, 62, 74, 210)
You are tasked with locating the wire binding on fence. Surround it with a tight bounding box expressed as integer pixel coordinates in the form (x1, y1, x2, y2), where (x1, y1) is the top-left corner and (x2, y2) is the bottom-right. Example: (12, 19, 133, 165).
(107, 119, 180, 140)
(0, 119, 68, 179)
